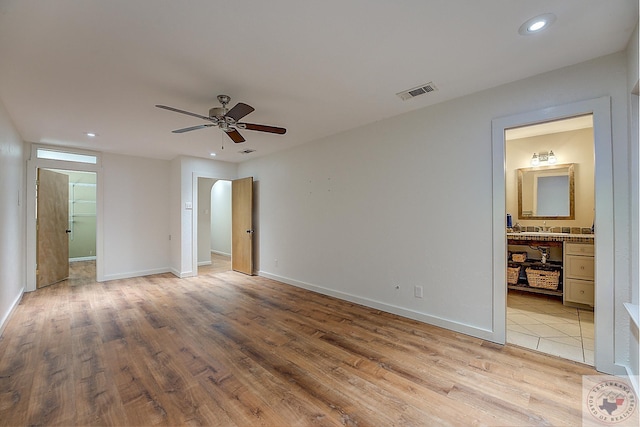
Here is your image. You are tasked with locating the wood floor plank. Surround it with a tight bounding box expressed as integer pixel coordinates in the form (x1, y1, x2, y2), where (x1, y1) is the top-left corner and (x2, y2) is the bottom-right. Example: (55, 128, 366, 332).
(0, 260, 603, 426)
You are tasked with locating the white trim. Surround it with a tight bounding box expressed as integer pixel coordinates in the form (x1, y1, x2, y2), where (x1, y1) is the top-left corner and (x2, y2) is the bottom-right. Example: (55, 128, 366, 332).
(0, 287, 24, 337)
(198, 261, 212, 267)
(492, 96, 620, 375)
(259, 271, 495, 341)
(625, 367, 640, 398)
(624, 303, 639, 329)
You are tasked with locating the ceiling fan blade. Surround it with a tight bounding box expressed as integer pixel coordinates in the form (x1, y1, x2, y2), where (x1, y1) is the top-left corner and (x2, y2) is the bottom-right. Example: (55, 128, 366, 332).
(156, 104, 212, 121)
(172, 124, 215, 133)
(241, 122, 287, 135)
(225, 102, 255, 122)
(225, 129, 246, 143)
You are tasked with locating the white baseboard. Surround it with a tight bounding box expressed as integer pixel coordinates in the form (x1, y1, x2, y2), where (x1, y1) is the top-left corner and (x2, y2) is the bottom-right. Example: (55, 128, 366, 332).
(198, 261, 212, 266)
(102, 267, 171, 282)
(169, 268, 196, 279)
(70, 256, 97, 262)
(211, 250, 231, 257)
(0, 287, 24, 337)
(258, 271, 495, 342)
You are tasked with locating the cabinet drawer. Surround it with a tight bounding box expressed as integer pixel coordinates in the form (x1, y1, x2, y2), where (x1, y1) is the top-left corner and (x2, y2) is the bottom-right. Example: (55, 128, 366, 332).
(565, 278, 594, 306)
(565, 242, 594, 256)
(565, 255, 594, 280)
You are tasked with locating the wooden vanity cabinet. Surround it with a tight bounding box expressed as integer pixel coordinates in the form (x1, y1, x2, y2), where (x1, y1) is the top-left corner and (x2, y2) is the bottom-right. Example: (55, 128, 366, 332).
(563, 242, 595, 307)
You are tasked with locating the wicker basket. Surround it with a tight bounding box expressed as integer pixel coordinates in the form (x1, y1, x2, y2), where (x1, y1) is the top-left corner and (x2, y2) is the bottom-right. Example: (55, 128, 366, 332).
(507, 266, 521, 285)
(525, 267, 560, 290)
(511, 252, 527, 263)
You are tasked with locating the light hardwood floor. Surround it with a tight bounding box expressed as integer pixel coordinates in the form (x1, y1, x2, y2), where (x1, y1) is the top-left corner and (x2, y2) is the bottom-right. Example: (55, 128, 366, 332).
(0, 261, 599, 426)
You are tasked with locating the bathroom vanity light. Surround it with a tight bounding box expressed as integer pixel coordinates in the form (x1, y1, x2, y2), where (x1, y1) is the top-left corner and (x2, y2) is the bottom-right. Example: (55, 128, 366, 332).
(531, 153, 540, 166)
(531, 150, 557, 166)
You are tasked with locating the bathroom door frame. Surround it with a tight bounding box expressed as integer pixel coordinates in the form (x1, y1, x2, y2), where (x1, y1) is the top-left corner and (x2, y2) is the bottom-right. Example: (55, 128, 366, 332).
(492, 96, 621, 375)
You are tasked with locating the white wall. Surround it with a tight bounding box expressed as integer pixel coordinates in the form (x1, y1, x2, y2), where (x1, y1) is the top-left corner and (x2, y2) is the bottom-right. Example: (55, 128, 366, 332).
(239, 52, 633, 365)
(0, 97, 25, 333)
(101, 153, 171, 280)
(211, 180, 232, 256)
(170, 156, 182, 276)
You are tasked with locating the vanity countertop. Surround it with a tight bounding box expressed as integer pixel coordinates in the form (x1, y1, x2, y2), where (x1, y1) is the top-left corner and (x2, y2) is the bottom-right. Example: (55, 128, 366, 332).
(507, 232, 594, 244)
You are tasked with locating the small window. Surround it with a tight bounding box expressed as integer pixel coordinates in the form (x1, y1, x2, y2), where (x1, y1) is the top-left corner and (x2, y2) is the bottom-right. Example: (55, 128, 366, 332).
(36, 149, 97, 164)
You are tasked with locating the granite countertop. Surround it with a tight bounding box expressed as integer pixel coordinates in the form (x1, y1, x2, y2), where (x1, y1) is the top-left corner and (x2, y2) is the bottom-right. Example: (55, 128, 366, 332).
(507, 232, 594, 244)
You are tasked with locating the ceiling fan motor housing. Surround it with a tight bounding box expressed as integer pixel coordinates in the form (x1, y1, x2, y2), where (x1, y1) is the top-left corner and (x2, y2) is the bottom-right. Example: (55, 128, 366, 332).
(209, 107, 227, 119)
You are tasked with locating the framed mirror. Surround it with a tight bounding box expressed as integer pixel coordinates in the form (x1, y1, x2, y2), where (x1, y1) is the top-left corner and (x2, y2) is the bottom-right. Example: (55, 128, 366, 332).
(517, 163, 575, 220)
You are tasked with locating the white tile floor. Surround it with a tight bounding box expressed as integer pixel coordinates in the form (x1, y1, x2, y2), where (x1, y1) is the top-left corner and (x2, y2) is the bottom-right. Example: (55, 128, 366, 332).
(507, 291, 594, 365)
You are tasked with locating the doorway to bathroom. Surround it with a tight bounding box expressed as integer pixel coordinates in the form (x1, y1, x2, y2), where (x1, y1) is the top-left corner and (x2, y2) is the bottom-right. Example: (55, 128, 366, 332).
(504, 114, 595, 365)
(493, 97, 616, 374)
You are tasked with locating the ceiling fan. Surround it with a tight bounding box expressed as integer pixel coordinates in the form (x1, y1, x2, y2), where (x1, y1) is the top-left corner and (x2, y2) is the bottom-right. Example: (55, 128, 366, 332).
(156, 95, 286, 143)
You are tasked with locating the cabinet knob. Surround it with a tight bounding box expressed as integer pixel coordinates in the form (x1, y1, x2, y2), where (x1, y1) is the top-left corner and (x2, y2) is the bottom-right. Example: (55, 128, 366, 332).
(580, 290, 585, 294)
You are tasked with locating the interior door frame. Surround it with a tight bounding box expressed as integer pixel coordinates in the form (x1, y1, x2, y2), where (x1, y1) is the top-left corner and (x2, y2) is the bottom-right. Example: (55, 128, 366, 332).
(26, 144, 102, 291)
(492, 96, 621, 375)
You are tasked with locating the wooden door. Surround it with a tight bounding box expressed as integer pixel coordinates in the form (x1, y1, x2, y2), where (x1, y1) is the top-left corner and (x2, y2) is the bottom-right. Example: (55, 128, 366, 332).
(37, 169, 69, 288)
(232, 177, 253, 275)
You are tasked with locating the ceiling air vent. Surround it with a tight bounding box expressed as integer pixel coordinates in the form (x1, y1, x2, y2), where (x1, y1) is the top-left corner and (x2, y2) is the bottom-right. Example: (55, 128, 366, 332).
(239, 149, 256, 154)
(396, 82, 438, 101)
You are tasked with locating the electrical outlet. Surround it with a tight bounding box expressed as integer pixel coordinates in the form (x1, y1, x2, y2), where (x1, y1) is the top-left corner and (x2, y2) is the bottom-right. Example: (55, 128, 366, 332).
(414, 285, 423, 298)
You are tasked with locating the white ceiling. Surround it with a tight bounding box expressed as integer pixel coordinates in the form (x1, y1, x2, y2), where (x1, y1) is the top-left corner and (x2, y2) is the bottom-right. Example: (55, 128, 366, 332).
(0, 0, 637, 163)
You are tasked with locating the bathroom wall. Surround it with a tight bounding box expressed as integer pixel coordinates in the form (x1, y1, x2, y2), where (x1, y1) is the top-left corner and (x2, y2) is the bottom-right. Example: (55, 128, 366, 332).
(506, 127, 595, 228)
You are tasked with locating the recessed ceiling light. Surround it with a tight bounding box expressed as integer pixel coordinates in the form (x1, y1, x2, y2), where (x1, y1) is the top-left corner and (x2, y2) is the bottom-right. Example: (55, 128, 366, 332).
(210, 152, 216, 157)
(85, 132, 97, 137)
(518, 13, 556, 36)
